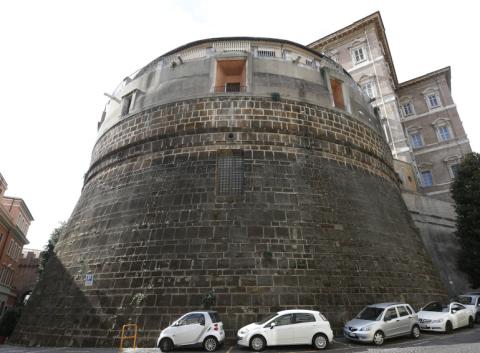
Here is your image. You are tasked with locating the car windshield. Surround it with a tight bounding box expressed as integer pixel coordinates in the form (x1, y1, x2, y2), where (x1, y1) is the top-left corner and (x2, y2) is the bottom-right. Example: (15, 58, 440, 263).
(422, 302, 449, 312)
(456, 296, 475, 305)
(356, 307, 384, 321)
(257, 313, 278, 325)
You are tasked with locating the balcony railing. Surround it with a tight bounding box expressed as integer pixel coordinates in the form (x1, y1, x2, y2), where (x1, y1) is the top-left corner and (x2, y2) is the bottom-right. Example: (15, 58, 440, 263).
(214, 85, 247, 93)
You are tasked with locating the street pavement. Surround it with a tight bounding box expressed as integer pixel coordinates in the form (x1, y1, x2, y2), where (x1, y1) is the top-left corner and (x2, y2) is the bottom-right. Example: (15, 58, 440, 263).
(1, 325, 479, 353)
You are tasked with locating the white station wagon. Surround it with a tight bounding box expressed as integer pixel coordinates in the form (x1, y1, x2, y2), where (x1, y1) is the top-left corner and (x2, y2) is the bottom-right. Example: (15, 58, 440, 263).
(237, 309, 334, 351)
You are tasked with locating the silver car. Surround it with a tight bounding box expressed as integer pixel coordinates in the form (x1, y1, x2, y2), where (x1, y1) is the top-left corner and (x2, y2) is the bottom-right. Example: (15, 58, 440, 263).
(344, 303, 420, 345)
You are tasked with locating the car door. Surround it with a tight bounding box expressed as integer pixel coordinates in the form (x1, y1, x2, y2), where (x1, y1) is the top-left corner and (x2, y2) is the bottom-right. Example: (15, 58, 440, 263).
(451, 304, 468, 328)
(396, 305, 412, 335)
(173, 313, 206, 345)
(292, 313, 317, 344)
(267, 314, 295, 346)
(382, 307, 401, 337)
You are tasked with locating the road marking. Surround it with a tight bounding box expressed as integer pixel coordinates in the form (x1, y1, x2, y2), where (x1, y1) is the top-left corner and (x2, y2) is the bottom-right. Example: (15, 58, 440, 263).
(225, 345, 234, 353)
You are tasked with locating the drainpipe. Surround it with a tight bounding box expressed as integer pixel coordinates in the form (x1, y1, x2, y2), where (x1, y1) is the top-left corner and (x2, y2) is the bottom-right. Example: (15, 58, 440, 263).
(365, 28, 398, 159)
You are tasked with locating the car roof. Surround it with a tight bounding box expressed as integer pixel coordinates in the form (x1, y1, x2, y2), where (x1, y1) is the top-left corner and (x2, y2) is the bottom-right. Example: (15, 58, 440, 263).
(277, 309, 319, 314)
(367, 302, 406, 309)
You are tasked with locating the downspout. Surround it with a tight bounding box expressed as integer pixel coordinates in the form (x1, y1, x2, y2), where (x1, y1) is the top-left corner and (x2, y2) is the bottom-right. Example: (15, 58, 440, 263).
(365, 28, 398, 159)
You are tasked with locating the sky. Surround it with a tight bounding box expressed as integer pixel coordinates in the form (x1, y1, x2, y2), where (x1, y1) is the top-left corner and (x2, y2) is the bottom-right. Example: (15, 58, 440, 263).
(1, 0, 479, 250)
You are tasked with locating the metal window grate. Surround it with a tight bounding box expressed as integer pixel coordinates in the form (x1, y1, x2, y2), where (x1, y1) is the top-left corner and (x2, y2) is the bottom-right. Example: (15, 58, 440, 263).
(258, 49, 276, 57)
(216, 150, 244, 196)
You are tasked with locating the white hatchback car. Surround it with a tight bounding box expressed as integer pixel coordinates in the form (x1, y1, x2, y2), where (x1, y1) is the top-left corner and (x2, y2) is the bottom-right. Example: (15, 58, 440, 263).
(157, 311, 225, 352)
(237, 309, 334, 351)
(418, 301, 475, 333)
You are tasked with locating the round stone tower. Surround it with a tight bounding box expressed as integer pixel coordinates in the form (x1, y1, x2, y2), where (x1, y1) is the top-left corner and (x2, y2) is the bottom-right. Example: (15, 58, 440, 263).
(13, 38, 447, 347)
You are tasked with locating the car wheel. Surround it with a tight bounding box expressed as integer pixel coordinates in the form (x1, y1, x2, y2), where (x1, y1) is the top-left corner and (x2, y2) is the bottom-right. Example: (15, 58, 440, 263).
(250, 335, 266, 352)
(411, 325, 421, 339)
(468, 317, 474, 328)
(312, 333, 329, 350)
(445, 321, 453, 334)
(373, 331, 385, 346)
(159, 338, 174, 352)
(203, 336, 218, 352)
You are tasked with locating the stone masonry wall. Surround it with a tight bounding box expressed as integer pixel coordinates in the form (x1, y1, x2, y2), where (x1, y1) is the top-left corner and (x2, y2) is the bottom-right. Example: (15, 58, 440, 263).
(12, 96, 447, 347)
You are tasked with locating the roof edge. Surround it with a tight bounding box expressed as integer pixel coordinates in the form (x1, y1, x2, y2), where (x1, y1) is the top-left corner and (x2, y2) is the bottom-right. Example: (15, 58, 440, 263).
(307, 11, 399, 87)
(2, 196, 34, 221)
(398, 66, 451, 90)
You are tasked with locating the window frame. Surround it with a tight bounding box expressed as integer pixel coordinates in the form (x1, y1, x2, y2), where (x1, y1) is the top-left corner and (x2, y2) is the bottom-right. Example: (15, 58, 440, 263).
(436, 125, 451, 142)
(424, 90, 442, 110)
(421, 170, 434, 187)
(294, 313, 316, 324)
(410, 132, 424, 149)
(402, 101, 415, 117)
(351, 45, 367, 65)
(362, 81, 376, 99)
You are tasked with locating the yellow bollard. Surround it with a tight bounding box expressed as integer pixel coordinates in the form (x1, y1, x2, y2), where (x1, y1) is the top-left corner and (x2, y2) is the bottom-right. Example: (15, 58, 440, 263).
(119, 323, 138, 351)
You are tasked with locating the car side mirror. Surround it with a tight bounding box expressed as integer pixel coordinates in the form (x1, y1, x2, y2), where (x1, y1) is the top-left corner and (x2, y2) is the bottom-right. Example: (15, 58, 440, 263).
(270, 322, 276, 329)
(452, 309, 457, 314)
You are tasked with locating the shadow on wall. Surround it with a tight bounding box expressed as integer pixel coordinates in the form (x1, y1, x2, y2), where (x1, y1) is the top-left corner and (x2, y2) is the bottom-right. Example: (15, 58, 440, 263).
(10, 255, 135, 347)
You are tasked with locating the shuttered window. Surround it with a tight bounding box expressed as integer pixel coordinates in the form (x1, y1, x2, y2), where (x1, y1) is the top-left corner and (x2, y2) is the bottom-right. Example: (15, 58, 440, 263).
(330, 78, 345, 110)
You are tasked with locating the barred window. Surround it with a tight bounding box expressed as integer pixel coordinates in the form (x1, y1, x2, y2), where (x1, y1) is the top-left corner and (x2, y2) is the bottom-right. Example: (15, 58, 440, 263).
(216, 150, 244, 196)
(258, 49, 276, 57)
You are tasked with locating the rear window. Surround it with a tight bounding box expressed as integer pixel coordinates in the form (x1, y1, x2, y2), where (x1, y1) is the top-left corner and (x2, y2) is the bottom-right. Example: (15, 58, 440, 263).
(208, 312, 221, 323)
(295, 313, 316, 323)
(397, 306, 409, 317)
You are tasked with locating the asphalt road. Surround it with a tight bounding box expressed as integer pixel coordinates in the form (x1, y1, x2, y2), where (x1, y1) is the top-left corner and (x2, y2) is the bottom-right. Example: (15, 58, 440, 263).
(1, 326, 480, 353)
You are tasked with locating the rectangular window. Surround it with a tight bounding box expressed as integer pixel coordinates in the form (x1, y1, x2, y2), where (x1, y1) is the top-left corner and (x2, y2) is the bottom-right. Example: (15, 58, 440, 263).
(437, 126, 451, 141)
(428, 94, 440, 108)
(402, 102, 414, 116)
(216, 150, 244, 196)
(397, 306, 409, 317)
(295, 313, 316, 323)
(215, 59, 246, 93)
(362, 82, 375, 99)
(450, 164, 460, 178)
(410, 133, 423, 148)
(257, 49, 276, 57)
(121, 94, 133, 116)
(330, 78, 345, 110)
(421, 171, 433, 187)
(353, 47, 366, 63)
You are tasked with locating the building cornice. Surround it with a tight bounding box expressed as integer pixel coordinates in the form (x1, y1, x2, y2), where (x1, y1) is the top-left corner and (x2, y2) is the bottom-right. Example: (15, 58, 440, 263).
(397, 66, 451, 91)
(0, 204, 29, 245)
(307, 11, 399, 88)
(1, 196, 34, 221)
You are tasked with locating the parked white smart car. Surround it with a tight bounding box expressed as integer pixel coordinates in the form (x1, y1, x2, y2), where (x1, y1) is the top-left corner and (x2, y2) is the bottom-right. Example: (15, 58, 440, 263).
(237, 309, 334, 351)
(157, 311, 225, 352)
(418, 301, 475, 333)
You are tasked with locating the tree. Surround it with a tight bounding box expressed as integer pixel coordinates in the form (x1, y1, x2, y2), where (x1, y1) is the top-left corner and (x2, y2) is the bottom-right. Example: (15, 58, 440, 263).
(451, 152, 480, 289)
(38, 222, 67, 275)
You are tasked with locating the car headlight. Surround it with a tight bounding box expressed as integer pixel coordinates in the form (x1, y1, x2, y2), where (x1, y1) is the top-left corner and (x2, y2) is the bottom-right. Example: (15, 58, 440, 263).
(359, 325, 373, 332)
(431, 319, 444, 324)
(239, 328, 249, 335)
